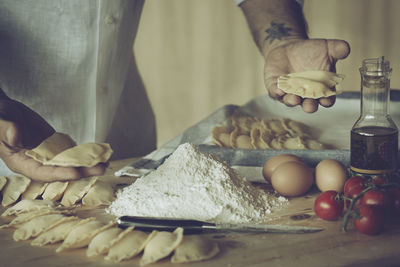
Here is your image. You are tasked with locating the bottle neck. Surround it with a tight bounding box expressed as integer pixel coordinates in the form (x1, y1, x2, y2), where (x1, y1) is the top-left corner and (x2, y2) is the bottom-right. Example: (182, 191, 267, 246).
(353, 57, 397, 131)
(360, 75, 390, 119)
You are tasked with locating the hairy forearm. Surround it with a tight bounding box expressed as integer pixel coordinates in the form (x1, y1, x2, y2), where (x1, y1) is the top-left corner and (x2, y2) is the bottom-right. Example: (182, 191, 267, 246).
(240, 0, 308, 55)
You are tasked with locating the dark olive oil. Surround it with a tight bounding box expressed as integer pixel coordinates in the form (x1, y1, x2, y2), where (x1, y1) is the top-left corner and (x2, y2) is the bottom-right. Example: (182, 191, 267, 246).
(350, 126, 398, 174)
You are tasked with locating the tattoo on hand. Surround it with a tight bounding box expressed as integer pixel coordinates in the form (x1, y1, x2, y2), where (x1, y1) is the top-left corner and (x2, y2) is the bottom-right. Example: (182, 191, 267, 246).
(265, 21, 292, 44)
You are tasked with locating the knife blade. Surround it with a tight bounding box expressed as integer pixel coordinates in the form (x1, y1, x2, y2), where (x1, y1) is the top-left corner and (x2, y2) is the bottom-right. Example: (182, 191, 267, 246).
(117, 216, 323, 234)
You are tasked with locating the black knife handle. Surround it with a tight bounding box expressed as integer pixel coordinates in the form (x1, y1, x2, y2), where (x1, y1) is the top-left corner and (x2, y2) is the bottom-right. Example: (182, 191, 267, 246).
(117, 216, 214, 234)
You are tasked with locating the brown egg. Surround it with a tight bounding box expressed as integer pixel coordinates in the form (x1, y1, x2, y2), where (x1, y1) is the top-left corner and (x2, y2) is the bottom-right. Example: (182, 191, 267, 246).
(262, 154, 303, 182)
(270, 161, 314, 197)
(315, 159, 347, 193)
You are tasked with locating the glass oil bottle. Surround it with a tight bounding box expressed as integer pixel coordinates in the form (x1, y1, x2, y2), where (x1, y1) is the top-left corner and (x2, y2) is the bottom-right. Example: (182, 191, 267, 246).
(350, 57, 398, 176)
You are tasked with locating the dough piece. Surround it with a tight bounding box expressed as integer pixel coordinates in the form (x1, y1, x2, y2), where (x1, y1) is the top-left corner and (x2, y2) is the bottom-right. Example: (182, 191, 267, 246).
(25, 132, 76, 163)
(211, 115, 329, 150)
(230, 126, 252, 149)
(171, 235, 220, 263)
(21, 181, 48, 200)
(1, 175, 31, 207)
(269, 135, 286, 149)
(1, 199, 55, 217)
(306, 138, 326, 150)
(250, 126, 272, 149)
(31, 217, 81, 246)
(235, 135, 253, 149)
(211, 126, 232, 148)
(105, 228, 152, 262)
(43, 143, 113, 167)
(0, 210, 61, 229)
(230, 124, 255, 149)
(277, 75, 339, 99)
(288, 70, 344, 87)
(231, 116, 259, 135)
(60, 177, 98, 207)
(87, 224, 122, 257)
(0, 176, 7, 192)
(42, 181, 69, 202)
(281, 119, 310, 138)
(265, 119, 287, 136)
(81, 181, 114, 207)
(13, 213, 67, 241)
(140, 228, 184, 266)
(283, 136, 307, 150)
(56, 218, 105, 252)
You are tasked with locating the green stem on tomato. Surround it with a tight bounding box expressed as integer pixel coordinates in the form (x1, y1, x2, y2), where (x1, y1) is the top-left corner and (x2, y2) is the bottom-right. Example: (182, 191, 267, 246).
(341, 186, 373, 232)
(342, 196, 352, 201)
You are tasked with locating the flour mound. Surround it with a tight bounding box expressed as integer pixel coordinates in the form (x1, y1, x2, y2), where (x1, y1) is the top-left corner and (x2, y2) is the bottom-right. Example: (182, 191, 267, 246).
(107, 143, 287, 224)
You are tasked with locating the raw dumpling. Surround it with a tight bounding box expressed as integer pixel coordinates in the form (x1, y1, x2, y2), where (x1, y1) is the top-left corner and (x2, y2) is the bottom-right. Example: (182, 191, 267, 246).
(281, 119, 310, 138)
(60, 177, 98, 207)
(105, 228, 152, 262)
(277, 75, 339, 99)
(81, 181, 114, 207)
(140, 228, 184, 266)
(250, 126, 273, 149)
(235, 135, 253, 149)
(1, 199, 55, 217)
(283, 136, 307, 150)
(22, 181, 48, 200)
(270, 136, 285, 149)
(231, 116, 259, 134)
(230, 128, 252, 149)
(306, 138, 326, 150)
(0, 210, 62, 229)
(211, 116, 330, 150)
(31, 217, 81, 246)
(287, 70, 344, 87)
(171, 235, 220, 263)
(211, 126, 232, 148)
(0, 176, 7, 192)
(24, 132, 113, 168)
(87, 224, 122, 257)
(1, 175, 31, 207)
(56, 218, 106, 252)
(266, 119, 287, 135)
(13, 213, 67, 241)
(42, 181, 69, 201)
(25, 132, 76, 163)
(43, 143, 113, 167)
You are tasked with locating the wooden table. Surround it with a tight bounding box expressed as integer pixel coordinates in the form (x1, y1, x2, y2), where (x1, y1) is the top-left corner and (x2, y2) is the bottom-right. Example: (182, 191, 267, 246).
(1, 158, 400, 267)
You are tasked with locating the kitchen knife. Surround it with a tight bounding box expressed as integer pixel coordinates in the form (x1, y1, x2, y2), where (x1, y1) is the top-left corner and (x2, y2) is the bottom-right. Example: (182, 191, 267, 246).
(117, 216, 323, 234)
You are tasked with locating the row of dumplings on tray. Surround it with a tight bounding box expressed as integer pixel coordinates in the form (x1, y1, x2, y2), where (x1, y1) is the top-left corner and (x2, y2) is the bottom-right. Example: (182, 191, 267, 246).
(0, 199, 219, 265)
(0, 174, 114, 207)
(211, 115, 329, 150)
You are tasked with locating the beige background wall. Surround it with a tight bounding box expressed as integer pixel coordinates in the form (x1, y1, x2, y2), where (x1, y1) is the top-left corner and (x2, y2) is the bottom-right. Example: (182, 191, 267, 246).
(134, 0, 400, 147)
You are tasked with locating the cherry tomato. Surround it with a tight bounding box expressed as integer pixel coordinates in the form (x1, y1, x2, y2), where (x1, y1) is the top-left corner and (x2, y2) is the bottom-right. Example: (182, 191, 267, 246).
(361, 189, 391, 208)
(346, 185, 365, 200)
(371, 176, 387, 186)
(314, 190, 344, 221)
(354, 205, 385, 235)
(344, 176, 365, 198)
(360, 189, 391, 218)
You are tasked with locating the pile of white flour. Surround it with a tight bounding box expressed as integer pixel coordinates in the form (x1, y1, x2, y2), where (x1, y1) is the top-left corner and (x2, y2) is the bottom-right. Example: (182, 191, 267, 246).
(107, 143, 287, 224)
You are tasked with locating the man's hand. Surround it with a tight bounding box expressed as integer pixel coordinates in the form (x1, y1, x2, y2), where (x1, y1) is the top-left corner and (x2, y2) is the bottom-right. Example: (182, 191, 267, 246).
(263, 38, 350, 113)
(239, 0, 350, 113)
(0, 91, 106, 182)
